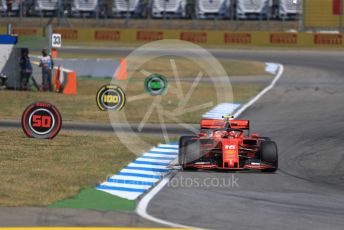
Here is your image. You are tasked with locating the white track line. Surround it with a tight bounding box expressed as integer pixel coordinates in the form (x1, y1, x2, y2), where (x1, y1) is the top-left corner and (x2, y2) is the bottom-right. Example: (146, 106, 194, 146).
(110, 175, 160, 183)
(100, 182, 152, 190)
(137, 173, 203, 230)
(233, 64, 284, 118)
(143, 153, 177, 158)
(136, 64, 285, 229)
(120, 168, 164, 176)
(135, 157, 173, 163)
(150, 148, 178, 153)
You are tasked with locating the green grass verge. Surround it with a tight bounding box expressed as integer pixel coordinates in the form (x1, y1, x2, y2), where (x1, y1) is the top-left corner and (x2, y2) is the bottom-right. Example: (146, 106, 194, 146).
(50, 188, 136, 211)
(0, 57, 269, 124)
(0, 79, 265, 123)
(0, 129, 161, 206)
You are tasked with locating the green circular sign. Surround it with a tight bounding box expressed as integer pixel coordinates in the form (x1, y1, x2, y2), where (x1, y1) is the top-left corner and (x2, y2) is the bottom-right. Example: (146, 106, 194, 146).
(144, 74, 168, 96)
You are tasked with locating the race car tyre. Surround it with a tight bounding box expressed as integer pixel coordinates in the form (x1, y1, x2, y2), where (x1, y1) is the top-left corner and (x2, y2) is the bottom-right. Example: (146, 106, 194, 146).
(179, 136, 201, 170)
(260, 137, 271, 141)
(260, 141, 278, 172)
(178, 136, 197, 168)
(184, 139, 201, 165)
(254, 137, 271, 158)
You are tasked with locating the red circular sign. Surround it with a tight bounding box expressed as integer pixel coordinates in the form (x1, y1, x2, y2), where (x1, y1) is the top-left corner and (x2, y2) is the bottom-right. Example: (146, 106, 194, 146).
(21, 102, 62, 139)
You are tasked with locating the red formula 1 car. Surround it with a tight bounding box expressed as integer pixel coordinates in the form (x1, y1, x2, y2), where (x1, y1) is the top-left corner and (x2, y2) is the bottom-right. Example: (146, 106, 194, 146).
(179, 116, 278, 172)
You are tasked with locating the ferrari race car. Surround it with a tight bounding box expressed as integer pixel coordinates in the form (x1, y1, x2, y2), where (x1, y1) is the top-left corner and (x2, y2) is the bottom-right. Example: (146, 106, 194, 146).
(179, 116, 278, 172)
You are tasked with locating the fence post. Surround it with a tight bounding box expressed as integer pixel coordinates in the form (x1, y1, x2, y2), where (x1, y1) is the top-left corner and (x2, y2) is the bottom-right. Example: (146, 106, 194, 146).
(125, 0, 130, 28)
(47, 24, 53, 55)
(19, 0, 23, 25)
(95, 1, 99, 28)
(297, 0, 303, 31)
(163, 0, 167, 28)
(57, 0, 62, 27)
(7, 23, 12, 35)
(301, 0, 306, 31)
(340, 0, 343, 32)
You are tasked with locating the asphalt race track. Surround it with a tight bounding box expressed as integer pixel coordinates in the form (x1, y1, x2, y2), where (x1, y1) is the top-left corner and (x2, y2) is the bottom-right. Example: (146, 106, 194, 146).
(0, 120, 199, 136)
(147, 51, 344, 229)
(2, 48, 344, 229)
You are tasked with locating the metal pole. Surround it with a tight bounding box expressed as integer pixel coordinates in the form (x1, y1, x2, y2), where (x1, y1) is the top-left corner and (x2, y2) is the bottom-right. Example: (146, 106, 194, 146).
(19, 0, 23, 25)
(163, 0, 166, 28)
(82, 12, 86, 28)
(302, 0, 306, 31)
(56, 0, 60, 27)
(340, 0, 343, 32)
(235, 2, 238, 31)
(297, 0, 302, 31)
(40, 10, 43, 27)
(7, 23, 12, 35)
(125, 0, 130, 28)
(95, 1, 99, 27)
(6, 0, 9, 18)
(213, 18, 217, 31)
(281, 0, 285, 31)
(47, 24, 52, 55)
(267, 1, 270, 31)
(145, 2, 151, 28)
(258, 9, 262, 30)
(229, 2, 233, 30)
(104, 2, 108, 28)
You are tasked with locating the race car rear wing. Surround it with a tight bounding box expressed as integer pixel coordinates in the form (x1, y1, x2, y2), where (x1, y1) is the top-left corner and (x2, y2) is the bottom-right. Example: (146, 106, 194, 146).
(200, 119, 225, 129)
(229, 120, 250, 130)
(200, 119, 250, 130)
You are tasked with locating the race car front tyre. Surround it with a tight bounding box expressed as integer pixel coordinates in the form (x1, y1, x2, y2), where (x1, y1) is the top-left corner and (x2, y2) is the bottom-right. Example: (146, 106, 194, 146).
(178, 136, 197, 168)
(179, 136, 201, 170)
(185, 139, 201, 163)
(260, 140, 278, 172)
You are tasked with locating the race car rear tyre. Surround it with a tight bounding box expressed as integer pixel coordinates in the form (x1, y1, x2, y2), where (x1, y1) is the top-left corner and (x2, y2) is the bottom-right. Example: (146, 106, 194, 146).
(178, 136, 197, 169)
(260, 141, 278, 172)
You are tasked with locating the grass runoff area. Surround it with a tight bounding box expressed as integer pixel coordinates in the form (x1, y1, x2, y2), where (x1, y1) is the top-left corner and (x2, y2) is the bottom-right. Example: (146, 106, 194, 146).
(0, 129, 161, 209)
(0, 57, 269, 124)
(50, 188, 136, 211)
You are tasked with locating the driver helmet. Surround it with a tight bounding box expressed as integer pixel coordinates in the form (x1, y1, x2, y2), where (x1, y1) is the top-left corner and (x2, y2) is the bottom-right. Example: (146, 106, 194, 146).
(228, 131, 236, 137)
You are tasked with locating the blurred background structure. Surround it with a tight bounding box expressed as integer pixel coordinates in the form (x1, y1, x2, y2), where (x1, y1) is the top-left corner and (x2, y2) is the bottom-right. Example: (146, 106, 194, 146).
(0, 0, 344, 45)
(0, 0, 310, 31)
(2, 1, 343, 32)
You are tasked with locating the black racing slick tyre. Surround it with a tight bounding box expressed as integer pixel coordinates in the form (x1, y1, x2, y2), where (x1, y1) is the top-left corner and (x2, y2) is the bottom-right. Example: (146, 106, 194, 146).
(178, 136, 199, 169)
(178, 136, 195, 166)
(260, 137, 271, 141)
(260, 141, 278, 172)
